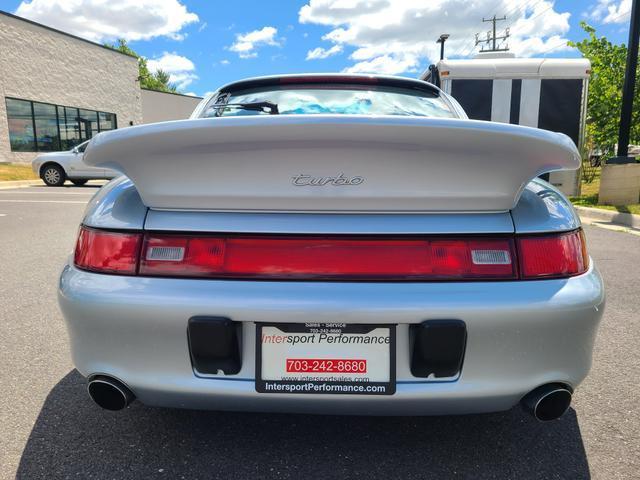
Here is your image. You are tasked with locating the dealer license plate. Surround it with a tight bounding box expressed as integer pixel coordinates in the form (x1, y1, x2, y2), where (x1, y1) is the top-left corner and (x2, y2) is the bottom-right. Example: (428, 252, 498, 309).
(255, 323, 395, 395)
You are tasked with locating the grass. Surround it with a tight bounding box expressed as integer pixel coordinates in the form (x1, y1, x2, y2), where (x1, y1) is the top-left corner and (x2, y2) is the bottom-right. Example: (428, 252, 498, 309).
(569, 169, 640, 216)
(0, 163, 39, 181)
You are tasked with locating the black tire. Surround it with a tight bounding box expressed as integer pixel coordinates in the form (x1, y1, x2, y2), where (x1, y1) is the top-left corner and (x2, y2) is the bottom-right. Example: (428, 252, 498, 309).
(41, 164, 66, 186)
(71, 179, 88, 186)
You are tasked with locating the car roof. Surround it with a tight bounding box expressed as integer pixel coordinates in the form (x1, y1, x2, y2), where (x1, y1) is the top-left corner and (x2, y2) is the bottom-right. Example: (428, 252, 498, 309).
(216, 73, 441, 96)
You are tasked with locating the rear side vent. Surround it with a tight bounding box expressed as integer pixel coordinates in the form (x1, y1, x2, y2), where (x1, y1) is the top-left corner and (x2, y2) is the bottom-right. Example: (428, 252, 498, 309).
(188, 317, 242, 375)
(411, 320, 467, 378)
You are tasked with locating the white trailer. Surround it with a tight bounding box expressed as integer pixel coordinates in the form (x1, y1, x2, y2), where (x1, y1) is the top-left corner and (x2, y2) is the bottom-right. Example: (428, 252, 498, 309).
(421, 55, 590, 195)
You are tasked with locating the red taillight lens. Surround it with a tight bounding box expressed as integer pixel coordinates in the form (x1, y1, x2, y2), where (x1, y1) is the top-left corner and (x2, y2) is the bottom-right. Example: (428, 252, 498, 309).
(517, 230, 588, 279)
(73, 227, 588, 281)
(74, 227, 141, 275)
(139, 235, 516, 280)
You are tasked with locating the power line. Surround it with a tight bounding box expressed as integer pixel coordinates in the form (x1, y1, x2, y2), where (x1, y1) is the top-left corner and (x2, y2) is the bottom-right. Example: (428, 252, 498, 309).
(456, 0, 542, 58)
(539, 40, 569, 56)
(452, 0, 559, 59)
(476, 15, 510, 52)
(524, 3, 555, 25)
(533, 6, 633, 60)
(503, 0, 547, 29)
(597, 8, 632, 26)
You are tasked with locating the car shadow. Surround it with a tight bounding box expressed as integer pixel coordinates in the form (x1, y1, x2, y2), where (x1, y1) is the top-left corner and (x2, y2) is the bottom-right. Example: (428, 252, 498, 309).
(62, 183, 104, 189)
(17, 370, 590, 479)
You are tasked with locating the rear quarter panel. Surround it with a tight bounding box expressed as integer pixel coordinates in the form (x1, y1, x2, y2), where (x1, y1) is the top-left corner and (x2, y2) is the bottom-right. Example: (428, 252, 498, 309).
(511, 178, 580, 233)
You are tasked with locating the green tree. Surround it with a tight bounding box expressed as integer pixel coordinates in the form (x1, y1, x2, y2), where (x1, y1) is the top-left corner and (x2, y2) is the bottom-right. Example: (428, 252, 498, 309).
(107, 39, 177, 93)
(569, 22, 640, 151)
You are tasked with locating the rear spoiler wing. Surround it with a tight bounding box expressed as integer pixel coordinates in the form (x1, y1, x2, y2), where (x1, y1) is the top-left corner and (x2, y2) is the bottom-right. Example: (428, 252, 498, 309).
(84, 115, 580, 213)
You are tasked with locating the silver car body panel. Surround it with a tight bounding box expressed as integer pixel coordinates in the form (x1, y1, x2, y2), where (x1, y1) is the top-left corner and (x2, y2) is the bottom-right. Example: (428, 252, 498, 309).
(59, 262, 604, 415)
(144, 210, 514, 235)
(511, 178, 581, 233)
(82, 177, 147, 230)
(64, 74, 603, 415)
(84, 177, 579, 235)
(84, 115, 579, 213)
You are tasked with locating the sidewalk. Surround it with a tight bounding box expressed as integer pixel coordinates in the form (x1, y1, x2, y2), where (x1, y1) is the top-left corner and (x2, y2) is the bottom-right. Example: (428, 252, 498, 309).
(574, 205, 640, 235)
(0, 180, 43, 190)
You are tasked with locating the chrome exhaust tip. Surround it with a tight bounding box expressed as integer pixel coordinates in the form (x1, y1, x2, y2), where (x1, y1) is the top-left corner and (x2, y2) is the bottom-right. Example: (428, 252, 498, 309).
(87, 375, 135, 411)
(522, 383, 573, 422)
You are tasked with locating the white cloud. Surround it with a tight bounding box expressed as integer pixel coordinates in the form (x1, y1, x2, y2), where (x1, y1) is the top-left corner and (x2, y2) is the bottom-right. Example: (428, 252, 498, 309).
(590, 0, 631, 24)
(147, 52, 198, 90)
(306, 44, 343, 60)
(220, 59, 230, 65)
(229, 26, 280, 58)
(15, 0, 198, 42)
(299, 0, 573, 75)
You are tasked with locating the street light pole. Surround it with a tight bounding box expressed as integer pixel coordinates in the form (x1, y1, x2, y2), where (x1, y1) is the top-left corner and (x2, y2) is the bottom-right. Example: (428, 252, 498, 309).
(610, 0, 640, 164)
(437, 34, 450, 60)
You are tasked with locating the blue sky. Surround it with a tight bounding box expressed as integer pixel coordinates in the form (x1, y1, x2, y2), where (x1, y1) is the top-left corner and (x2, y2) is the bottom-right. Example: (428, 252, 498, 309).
(1, 0, 633, 97)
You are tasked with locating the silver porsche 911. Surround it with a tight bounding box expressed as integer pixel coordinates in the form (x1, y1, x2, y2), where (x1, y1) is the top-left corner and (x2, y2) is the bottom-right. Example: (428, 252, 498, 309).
(58, 74, 605, 421)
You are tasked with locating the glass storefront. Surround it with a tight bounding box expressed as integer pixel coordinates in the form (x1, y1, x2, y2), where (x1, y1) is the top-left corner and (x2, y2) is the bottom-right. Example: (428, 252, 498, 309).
(6, 98, 35, 151)
(33, 102, 59, 151)
(5, 97, 117, 152)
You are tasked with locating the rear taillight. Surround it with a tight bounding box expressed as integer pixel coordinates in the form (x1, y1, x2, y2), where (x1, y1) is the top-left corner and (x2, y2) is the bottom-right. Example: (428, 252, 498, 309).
(74, 227, 141, 275)
(73, 227, 588, 281)
(517, 230, 588, 279)
(139, 235, 515, 280)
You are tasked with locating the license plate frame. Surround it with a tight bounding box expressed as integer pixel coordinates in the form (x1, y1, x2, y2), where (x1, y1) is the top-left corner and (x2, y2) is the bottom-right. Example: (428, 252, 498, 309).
(255, 323, 396, 395)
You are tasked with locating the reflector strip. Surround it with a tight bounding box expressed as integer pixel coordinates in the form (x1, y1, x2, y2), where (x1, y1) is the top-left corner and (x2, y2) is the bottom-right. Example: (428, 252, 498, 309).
(471, 250, 511, 265)
(146, 246, 185, 261)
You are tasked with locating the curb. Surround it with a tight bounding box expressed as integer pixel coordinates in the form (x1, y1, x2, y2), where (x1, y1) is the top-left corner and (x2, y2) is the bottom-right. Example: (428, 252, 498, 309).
(0, 179, 43, 190)
(574, 205, 640, 230)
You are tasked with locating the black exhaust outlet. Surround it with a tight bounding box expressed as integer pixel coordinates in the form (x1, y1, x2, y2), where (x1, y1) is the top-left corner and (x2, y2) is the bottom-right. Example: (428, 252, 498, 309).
(522, 383, 572, 421)
(87, 375, 135, 411)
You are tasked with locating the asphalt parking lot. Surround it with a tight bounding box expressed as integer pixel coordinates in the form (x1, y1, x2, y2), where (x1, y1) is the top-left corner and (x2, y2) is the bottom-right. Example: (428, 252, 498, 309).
(0, 183, 638, 479)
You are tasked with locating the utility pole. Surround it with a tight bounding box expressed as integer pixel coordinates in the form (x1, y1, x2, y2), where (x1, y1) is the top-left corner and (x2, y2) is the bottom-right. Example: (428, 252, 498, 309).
(609, 0, 640, 164)
(475, 15, 510, 52)
(437, 34, 450, 60)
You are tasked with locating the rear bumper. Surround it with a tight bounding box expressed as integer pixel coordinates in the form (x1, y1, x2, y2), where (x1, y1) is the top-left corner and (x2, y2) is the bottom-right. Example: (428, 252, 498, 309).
(58, 262, 604, 415)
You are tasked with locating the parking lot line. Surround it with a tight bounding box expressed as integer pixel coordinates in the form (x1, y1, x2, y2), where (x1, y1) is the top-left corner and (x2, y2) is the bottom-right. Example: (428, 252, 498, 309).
(0, 199, 88, 204)
(0, 191, 96, 195)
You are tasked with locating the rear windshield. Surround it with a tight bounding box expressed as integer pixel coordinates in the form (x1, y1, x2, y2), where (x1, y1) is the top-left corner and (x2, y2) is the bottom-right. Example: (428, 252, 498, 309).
(201, 84, 457, 118)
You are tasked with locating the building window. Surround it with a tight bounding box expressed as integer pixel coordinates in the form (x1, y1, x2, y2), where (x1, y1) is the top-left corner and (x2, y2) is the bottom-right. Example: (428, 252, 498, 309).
(33, 102, 60, 151)
(4, 97, 117, 152)
(6, 98, 35, 152)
